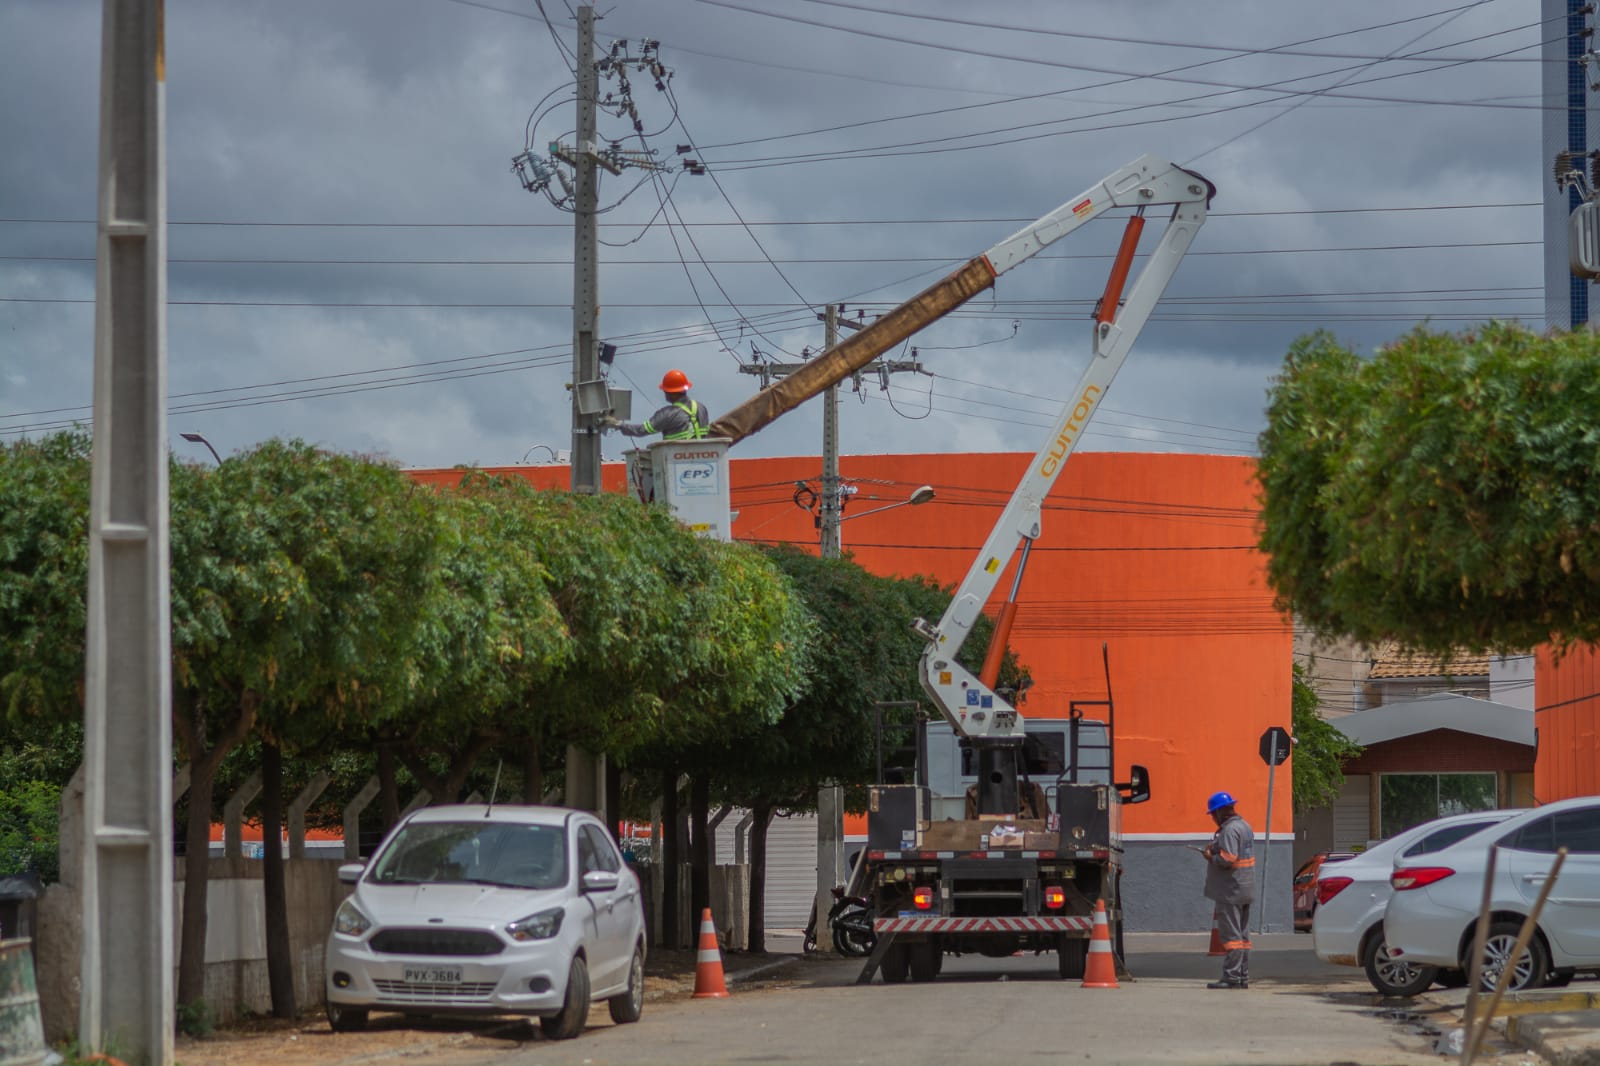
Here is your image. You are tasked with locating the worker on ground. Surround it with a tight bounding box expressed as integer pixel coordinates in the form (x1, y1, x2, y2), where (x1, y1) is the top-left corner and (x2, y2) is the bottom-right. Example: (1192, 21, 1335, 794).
(601, 369, 710, 440)
(1201, 790, 1255, 989)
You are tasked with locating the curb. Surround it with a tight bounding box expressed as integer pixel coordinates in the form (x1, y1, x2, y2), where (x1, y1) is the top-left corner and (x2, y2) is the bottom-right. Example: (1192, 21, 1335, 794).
(1504, 1010, 1600, 1066)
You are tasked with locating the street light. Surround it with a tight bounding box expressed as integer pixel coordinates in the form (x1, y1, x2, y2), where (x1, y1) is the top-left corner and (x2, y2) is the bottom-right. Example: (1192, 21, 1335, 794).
(843, 484, 935, 522)
(178, 432, 222, 465)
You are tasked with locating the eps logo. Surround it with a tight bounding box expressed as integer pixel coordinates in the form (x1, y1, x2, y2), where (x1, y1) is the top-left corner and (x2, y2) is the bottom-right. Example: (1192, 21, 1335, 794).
(674, 461, 718, 495)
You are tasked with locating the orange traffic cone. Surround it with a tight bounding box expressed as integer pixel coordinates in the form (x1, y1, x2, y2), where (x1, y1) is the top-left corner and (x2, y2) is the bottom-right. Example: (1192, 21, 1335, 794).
(692, 907, 729, 999)
(1208, 907, 1227, 957)
(1081, 897, 1119, 989)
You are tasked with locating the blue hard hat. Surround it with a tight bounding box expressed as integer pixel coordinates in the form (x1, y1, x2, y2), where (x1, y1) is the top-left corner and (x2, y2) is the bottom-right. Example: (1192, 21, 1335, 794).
(1206, 790, 1237, 813)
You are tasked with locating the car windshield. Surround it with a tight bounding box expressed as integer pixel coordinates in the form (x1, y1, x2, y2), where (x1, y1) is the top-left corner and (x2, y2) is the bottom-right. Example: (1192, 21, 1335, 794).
(367, 821, 567, 890)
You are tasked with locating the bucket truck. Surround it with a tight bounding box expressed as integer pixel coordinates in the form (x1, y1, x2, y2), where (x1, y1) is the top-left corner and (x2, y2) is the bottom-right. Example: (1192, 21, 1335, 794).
(625, 156, 1213, 980)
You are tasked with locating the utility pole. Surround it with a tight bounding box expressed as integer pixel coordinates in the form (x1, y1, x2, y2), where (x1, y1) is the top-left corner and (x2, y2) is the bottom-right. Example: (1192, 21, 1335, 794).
(740, 305, 926, 556)
(819, 305, 841, 558)
(512, 18, 674, 491)
(571, 4, 601, 494)
(83, 0, 173, 1061)
(1544, 0, 1596, 328)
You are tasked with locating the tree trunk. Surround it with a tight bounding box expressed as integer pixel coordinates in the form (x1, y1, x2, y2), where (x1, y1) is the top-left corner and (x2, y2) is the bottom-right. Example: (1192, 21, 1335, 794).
(604, 758, 623, 836)
(174, 690, 257, 1009)
(376, 744, 400, 830)
(522, 742, 542, 804)
(747, 803, 775, 953)
(660, 767, 680, 949)
(690, 774, 710, 927)
(177, 752, 218, 1008)
(260, 743, 295, 1018)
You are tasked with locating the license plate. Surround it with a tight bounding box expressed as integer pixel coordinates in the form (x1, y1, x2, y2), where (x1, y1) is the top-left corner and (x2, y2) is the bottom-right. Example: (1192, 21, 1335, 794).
(403, 966, 463, 984)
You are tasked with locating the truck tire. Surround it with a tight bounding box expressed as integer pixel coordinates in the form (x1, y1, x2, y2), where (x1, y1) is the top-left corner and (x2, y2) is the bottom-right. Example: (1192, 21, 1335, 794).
(880, 943, 910, 984)
(908, 941, 939, 982)
(1058, 936, 1087, 979)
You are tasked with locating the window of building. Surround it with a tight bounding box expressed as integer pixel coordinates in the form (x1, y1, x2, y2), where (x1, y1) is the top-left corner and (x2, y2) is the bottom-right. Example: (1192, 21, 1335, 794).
(1379, 772, 1497, 837)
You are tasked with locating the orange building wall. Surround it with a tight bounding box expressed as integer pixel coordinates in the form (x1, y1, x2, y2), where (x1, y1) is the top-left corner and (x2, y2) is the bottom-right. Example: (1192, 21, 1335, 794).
(1534, 645, 1600, 801)
(409, 452, 1293, 838)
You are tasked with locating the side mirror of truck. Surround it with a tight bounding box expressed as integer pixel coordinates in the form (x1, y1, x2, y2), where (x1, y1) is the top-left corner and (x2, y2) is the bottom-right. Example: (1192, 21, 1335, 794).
(1117, 765, 1151, 805)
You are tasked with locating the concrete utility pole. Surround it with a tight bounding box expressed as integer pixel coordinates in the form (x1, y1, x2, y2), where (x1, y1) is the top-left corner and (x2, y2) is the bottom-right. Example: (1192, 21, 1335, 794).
(741, 305, 925, 557)
(82, 0, 174, 1061)
(819, 306, 842, 558)
(571, 4, 602, 494)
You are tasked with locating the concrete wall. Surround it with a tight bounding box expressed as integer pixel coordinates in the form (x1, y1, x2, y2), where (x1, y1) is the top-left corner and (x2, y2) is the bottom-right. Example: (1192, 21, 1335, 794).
(1120, 839, 1294, 933)
(36, 857, 351, 1039)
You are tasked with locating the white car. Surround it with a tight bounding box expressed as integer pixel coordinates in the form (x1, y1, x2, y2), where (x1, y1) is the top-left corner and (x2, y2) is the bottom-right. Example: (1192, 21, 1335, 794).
(1311, 809, 1520, 995)
(324, 804, 646, 1040)
(1385, 794, 1600, 992)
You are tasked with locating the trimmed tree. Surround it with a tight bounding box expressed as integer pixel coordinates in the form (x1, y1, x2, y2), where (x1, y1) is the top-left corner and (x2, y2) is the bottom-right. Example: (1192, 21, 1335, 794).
(1259, 323, 1600, 653)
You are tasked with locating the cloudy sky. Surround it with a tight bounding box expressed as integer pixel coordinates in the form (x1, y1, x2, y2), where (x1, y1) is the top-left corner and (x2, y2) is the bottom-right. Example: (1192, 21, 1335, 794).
(0, 0, 1551, 472)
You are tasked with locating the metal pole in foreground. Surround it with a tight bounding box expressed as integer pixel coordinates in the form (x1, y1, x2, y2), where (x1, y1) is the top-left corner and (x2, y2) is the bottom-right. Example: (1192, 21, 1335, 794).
(82, 0, 174, 1059)
(1258, 757, 1275, 934)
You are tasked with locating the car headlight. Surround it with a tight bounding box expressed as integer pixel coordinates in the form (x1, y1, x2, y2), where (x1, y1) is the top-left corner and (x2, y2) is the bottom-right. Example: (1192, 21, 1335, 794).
(506, 907, 565, 942)
(333, 899, 372, 938)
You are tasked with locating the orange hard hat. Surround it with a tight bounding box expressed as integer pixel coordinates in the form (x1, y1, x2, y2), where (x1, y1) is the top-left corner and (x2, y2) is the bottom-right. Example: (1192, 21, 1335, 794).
(660, 369, 692, 393)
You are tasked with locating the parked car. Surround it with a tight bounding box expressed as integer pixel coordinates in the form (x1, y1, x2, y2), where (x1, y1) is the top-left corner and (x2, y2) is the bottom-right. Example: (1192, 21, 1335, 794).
(1311, 809, 1521, 995)
(324, 804, 646, 1040)
(1385, 794, 1600, 992)
(1293, 850, 1356, 932)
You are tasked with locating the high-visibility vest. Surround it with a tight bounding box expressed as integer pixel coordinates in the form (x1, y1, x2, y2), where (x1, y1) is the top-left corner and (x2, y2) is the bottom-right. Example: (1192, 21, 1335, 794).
(662, 399, 709, 441)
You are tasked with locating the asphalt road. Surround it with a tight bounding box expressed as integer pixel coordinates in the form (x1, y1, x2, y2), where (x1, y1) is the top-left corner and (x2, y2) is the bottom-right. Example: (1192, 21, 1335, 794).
(441, 933, 1481, 1066)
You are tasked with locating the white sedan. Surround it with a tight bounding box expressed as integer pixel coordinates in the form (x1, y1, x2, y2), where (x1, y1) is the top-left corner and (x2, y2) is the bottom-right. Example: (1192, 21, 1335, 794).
(1385, 794, 1600, 991)
(1311, 809, 1519, 995)
(325, 804, 646, 1040)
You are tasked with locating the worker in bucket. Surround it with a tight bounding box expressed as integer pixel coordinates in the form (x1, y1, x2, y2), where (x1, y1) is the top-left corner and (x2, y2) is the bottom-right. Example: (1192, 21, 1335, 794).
(601, 369, 710, 441)
(1201, 790, 1255, 989)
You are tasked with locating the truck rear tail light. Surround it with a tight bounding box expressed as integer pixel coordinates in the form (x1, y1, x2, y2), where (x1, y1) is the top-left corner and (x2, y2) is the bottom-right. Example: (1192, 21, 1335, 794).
(1390, 866, 1455, 891)
(1316, 876, 1353, 905)
(1043, 885, 1066, 910)
(912, 886, 934, 910)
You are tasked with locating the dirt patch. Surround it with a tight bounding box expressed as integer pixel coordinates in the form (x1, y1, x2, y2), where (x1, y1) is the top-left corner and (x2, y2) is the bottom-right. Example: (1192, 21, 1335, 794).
(171, 949, 800, 1066)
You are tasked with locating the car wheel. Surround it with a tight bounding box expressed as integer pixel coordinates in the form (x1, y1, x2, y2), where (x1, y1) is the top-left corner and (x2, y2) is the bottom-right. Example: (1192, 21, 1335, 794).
(908, 941, 939, 982)
(540, 956, 591, 1040)
(326, 999, 368, 1033)
(1477, 921, 1550, 992)
(608, 946, 644, 1024)
(1362, 927, 1437, 997)
(1058, 936, 1087, 980)
(880, 943, 910, 984)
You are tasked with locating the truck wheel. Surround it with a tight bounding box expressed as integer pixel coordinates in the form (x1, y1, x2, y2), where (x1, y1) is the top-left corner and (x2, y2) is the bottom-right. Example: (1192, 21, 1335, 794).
(908, 941, 939, 982)
(1058, 936, 1087, 979)
(880, 943, 910, 984)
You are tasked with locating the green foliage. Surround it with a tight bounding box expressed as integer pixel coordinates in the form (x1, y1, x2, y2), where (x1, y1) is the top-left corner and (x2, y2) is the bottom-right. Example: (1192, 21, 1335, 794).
(1259, 323, 1600, 653)
(0, 778, 61, 882)
(1289, 664, 1361, 813)
(0, 431, 91, 723)
(175, 998, 215, 1037)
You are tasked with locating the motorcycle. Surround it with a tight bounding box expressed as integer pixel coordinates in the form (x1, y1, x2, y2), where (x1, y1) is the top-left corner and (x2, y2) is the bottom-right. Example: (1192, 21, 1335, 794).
(803, 884, 876, 957)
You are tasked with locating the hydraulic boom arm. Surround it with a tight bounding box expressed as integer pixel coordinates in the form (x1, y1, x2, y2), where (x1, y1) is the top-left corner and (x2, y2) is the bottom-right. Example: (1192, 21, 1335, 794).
(912, 159, 1212, 742)
(709, 155, 1212, 447)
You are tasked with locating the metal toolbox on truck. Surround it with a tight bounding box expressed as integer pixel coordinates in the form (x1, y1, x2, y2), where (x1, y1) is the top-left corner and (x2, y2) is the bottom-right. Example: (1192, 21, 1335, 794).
(866, 785, 927, 851)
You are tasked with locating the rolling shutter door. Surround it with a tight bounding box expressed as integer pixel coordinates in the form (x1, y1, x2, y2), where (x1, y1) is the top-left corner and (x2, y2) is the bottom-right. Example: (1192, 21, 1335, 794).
(1332, 775, 1371, 851)
(763, 812, 817, 931)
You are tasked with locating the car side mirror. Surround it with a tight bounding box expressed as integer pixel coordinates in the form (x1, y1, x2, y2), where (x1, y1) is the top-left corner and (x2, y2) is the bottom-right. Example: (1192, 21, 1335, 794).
(1117, 765, 1151, 805)
(582, 870, 620, 894)
(337, 862, 365, 884)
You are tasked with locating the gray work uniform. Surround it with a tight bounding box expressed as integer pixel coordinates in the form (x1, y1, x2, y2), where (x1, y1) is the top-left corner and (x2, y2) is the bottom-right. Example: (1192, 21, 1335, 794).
(1203, 813, 1256, 984)
(614, 397, 710, 440)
